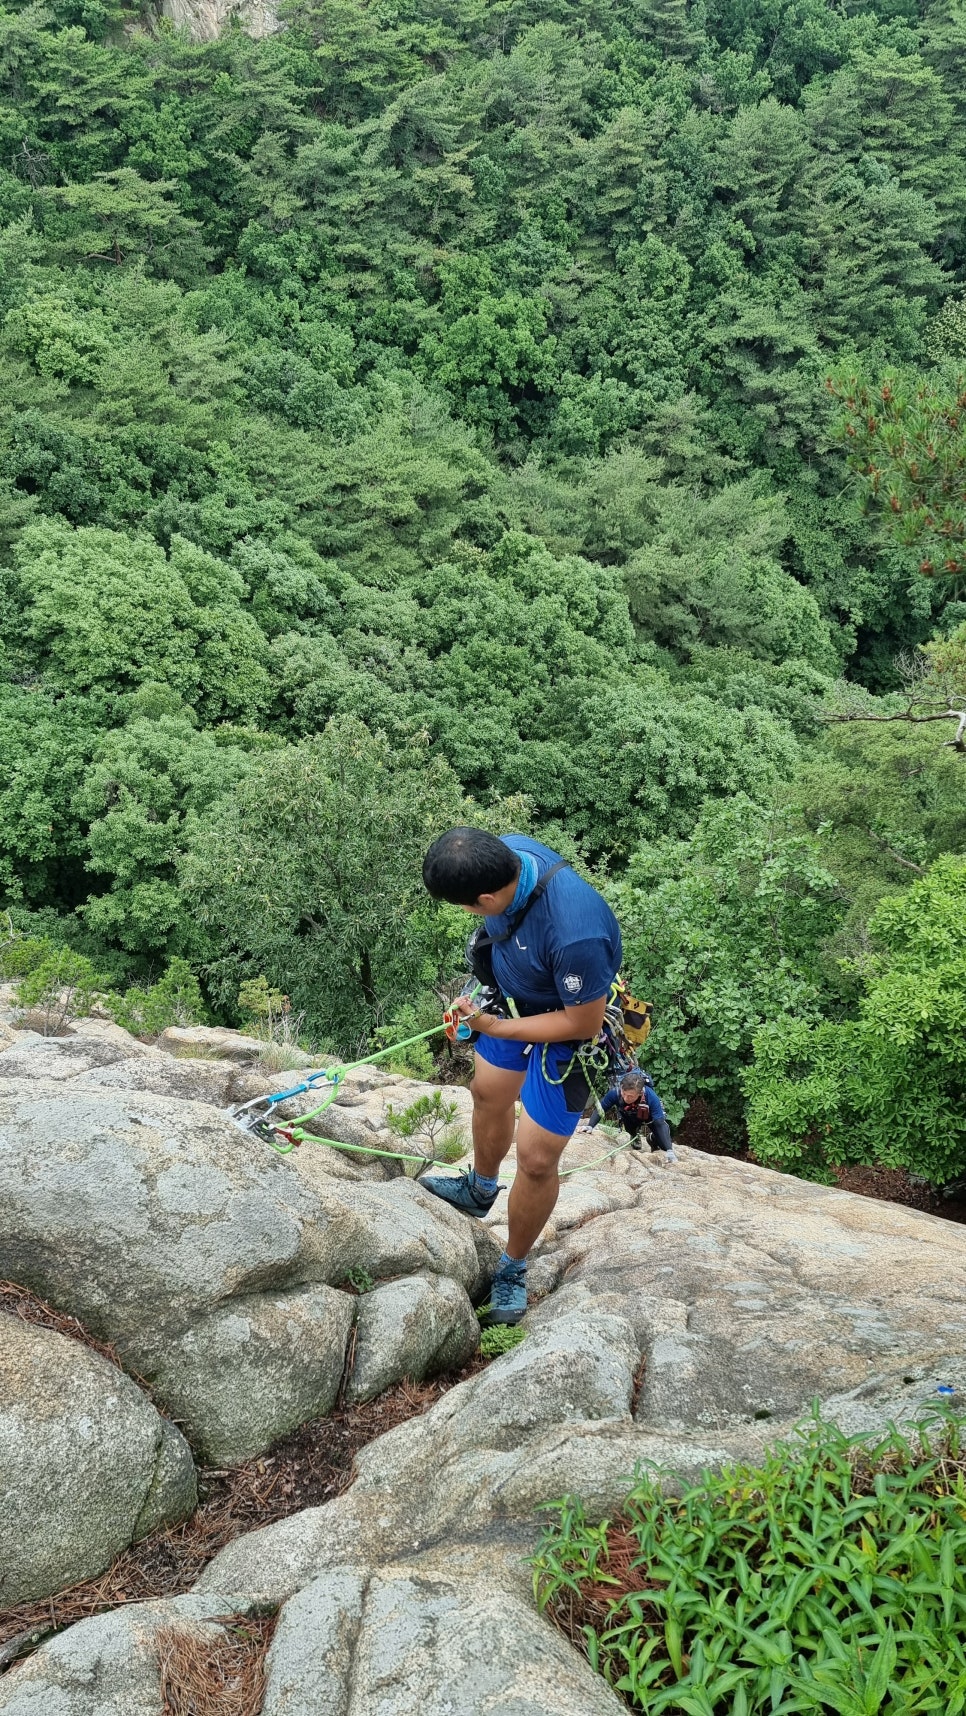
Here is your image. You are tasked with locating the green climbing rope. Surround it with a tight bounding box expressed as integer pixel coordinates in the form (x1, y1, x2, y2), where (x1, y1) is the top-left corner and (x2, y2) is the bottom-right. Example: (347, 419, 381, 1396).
(288, 1022, 449, 1128)
(276, 1112, 637, 1184)
(259, 990, 641, 1183)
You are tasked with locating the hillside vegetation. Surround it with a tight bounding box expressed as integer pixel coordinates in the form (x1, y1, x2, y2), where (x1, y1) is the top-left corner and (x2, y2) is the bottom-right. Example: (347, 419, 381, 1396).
(1, 0, 965, 1182)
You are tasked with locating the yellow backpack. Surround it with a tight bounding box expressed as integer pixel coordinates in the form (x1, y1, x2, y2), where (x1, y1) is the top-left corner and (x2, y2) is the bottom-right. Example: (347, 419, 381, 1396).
(613, 978, 653, 1048)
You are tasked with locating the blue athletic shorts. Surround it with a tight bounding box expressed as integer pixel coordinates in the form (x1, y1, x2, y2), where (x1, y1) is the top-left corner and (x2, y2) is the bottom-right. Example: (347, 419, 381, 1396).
(474, 1034, 591, 1138)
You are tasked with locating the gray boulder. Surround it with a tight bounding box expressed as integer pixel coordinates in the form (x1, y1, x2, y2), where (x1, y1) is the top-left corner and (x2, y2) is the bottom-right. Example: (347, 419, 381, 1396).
(0, 1313, 196, 1606)
(17, 1141, 966, 1716)
(262, 1565, 627, 1716)
(198, 1302, 645, 1602)
(261, 1568, 367, 1716)
(288, 1169, 501, 1297)
(0, 1077, 501, 1461)
(333, 1176, 500, 1295)
(0, 1570, 625, 1716)
(81, 1052, 268, 1110)
(198, 1158, 966, 1611)
(0, 1033, 143, 1084)
(346, 1272, 478, 1404)
(818, 1353, 966, 1438)
(155, 1284, 354, 1464)
(550, 1151, 966, 1437)
(157, 1024, 306, 1063)
(0, 1082, 339, 1335)
(378, 1297, 638, 1455)
(481, 1168, 638, 1257)
(0, 1082, 358, 1459)
(340, 1299, 642, 1545)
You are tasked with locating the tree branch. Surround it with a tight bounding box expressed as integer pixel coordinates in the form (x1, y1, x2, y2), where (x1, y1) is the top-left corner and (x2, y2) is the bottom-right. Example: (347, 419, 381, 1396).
(865, 833, 927, 876)
(823, 707, 959, 725)
(822, 705, 966, 748)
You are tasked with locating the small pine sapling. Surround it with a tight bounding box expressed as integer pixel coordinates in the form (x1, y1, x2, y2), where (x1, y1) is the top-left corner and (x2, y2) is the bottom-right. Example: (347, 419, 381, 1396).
(384, 1090, 468, 1174)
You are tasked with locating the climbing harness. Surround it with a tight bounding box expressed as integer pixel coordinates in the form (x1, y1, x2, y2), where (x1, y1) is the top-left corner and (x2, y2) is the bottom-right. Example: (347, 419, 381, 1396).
(534, 978, 642, 1111)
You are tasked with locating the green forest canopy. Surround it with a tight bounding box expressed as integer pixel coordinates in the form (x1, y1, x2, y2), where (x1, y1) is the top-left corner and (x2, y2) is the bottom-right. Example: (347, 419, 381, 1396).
(1, 0, 966, 1185)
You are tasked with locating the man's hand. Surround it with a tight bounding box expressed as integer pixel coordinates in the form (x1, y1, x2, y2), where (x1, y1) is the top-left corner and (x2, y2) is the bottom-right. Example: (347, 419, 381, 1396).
(443, 996, 484, 1042)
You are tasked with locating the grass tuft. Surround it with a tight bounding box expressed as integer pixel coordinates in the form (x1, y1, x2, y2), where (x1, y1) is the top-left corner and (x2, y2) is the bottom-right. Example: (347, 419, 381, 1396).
(254, 1042, 315, 1075)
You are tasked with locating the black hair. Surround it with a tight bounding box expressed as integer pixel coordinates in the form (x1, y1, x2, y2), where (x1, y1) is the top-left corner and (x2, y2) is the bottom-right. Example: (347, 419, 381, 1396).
(620, 1072, 645, 1092)
(422, 828, 520, 905)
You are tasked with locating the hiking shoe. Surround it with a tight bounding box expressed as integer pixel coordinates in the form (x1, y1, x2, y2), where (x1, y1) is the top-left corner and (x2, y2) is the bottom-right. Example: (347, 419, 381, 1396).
(420, 1169, 499, 1219)
(487, 1260, 528, 1326)
(630, 1137, 643, 1151)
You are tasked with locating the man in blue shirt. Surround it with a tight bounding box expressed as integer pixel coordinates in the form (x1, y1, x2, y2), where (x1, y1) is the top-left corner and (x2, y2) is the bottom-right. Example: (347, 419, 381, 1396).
(576, 1070, 677, 1158)
(420, 828, 622, 1325)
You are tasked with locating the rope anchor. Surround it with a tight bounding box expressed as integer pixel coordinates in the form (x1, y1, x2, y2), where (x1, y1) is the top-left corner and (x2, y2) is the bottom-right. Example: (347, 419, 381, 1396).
(226, 1006, 475, 1155)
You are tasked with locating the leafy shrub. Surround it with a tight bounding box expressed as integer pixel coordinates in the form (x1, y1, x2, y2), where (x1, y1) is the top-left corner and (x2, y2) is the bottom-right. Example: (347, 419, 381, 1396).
(238, 974, 290, 1033)
(6, 938, 106, 1034)
(608, 797, 843, 1125)
(237, 974, 308, 1066)
(0, 931, 50, 982)
(107, 956, 205, 1039)
(532, 1411, 966, 1716)
(746, 856, 966, 1186)
(372, 1007, 438, 1080)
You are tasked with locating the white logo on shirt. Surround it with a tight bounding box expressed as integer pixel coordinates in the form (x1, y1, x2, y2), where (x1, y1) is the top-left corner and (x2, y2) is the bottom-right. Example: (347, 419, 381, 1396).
(515, 937, 528, 950)
(563, 973, 583, 994)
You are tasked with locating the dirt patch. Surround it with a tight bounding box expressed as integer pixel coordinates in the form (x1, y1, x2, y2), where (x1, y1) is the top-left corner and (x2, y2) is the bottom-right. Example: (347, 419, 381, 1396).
(831, 1162, 966, 1226)
(159, 1612, 278, 1716)
(545, 1517, 663, 1651)
(675, 1097, 747, 1159)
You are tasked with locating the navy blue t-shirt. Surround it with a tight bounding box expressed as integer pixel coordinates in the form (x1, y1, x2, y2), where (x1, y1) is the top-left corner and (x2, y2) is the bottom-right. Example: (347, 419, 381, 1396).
(486, 836, 622, 1014)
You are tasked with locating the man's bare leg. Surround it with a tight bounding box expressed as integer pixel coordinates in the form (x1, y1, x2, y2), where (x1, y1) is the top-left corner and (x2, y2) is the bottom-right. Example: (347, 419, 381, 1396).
(468, 1053, 525, 1178)
(505, 1111, 570, 1260)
